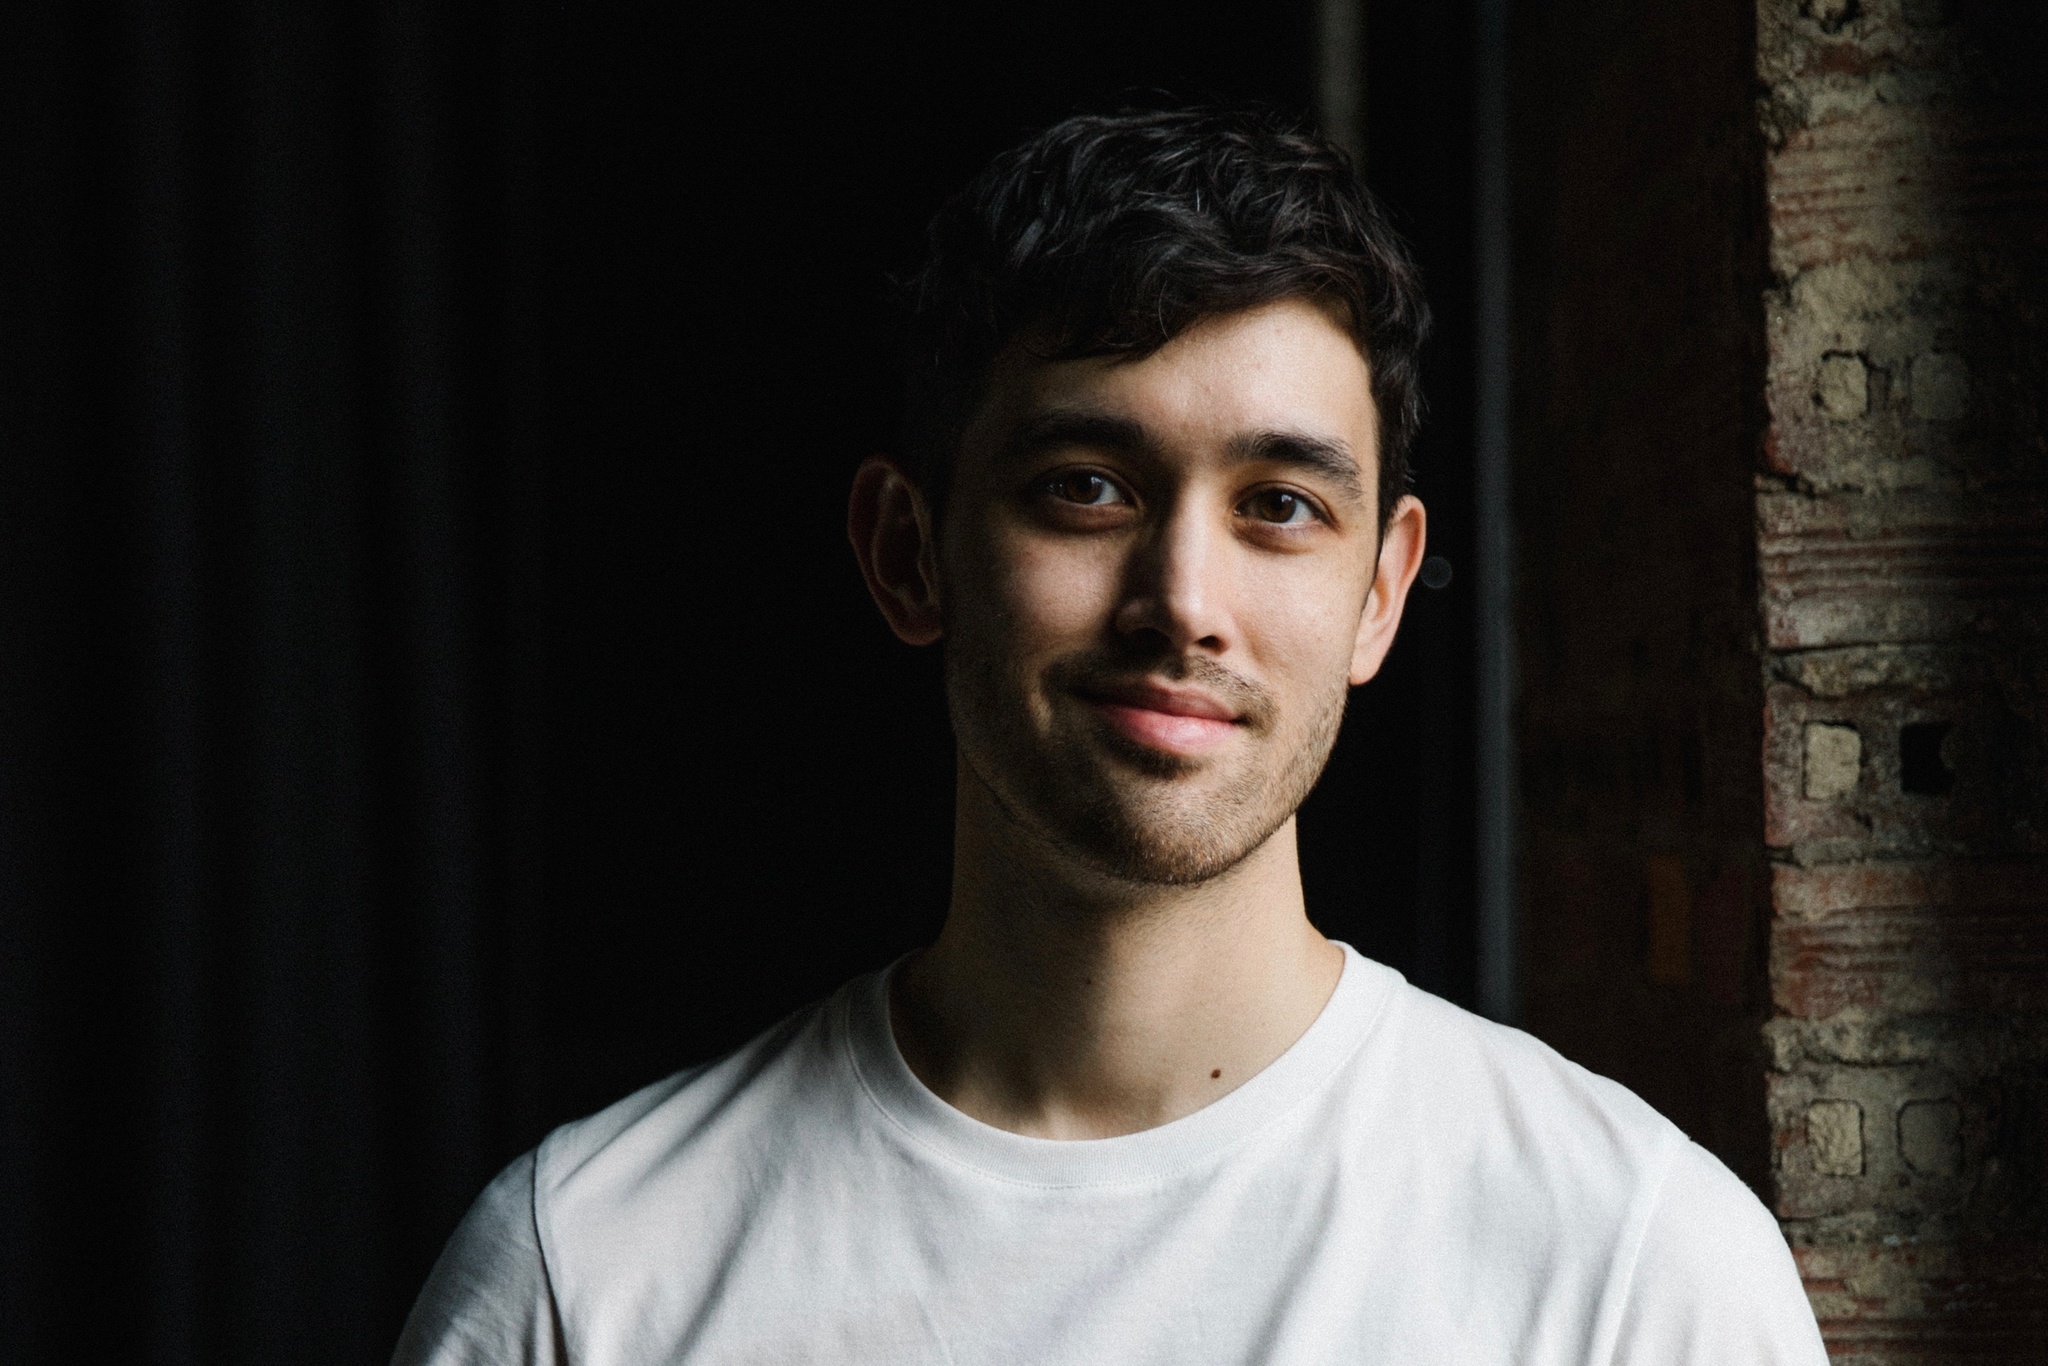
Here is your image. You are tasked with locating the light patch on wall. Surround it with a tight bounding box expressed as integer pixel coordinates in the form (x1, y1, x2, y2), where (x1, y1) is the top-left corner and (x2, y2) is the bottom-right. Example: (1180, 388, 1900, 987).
(1808, 1099, 1864, 1176)
(1814, 351, 1869, 420)
(1803, 722, 1862, 800)
(1646, 855, 1691, 986)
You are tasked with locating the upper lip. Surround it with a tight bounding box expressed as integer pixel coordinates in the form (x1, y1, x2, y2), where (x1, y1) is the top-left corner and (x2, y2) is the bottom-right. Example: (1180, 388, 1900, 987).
(1077, 679, 1242, 723)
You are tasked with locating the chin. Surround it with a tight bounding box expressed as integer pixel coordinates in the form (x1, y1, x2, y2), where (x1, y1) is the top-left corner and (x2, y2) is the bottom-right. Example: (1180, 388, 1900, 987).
(1084, 832, 1268, 887)
(1050, 776, 1292, 887)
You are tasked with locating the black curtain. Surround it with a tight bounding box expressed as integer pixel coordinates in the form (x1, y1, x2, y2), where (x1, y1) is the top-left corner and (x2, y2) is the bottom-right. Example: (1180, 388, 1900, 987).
(3, 3, 1399, 1361)
(3, 3, 545, 1360)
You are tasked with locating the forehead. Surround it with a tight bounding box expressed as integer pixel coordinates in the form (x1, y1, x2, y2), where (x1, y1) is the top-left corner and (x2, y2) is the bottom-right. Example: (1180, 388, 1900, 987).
(966, 298, 1380, 465)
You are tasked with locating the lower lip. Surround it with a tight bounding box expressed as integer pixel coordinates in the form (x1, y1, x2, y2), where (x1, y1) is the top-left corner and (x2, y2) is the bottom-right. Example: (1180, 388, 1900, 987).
(1086, 700, 1240, 756)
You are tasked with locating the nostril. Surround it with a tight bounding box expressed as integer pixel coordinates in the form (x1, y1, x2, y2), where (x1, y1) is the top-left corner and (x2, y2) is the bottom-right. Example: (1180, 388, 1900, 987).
(1899, 722, 1953, 796)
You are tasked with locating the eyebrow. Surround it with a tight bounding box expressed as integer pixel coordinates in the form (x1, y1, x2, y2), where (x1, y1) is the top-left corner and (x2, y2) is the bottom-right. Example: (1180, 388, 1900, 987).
(1001, 408, 1368, 503)
(1000, 408, 1151, 463)
(1226, 430, 1367, 502)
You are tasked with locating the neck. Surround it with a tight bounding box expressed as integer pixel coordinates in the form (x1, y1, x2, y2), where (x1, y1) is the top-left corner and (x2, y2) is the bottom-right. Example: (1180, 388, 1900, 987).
(890, 759, 1344, 1139)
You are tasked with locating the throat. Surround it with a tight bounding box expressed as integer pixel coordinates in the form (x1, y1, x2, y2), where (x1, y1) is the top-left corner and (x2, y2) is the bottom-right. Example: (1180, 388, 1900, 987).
(888, 812, 1343, 1139)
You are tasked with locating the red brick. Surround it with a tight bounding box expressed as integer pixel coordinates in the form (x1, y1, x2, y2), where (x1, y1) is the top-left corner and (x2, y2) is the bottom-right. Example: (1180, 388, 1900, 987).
(1796, 1243, 2048, 1364)
(1756, 491, 2048, 652)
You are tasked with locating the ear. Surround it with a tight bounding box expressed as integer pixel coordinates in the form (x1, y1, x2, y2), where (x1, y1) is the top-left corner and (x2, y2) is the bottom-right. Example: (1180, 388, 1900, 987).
(848, 455, 944, 646)
(1349, 494, 1427, 686)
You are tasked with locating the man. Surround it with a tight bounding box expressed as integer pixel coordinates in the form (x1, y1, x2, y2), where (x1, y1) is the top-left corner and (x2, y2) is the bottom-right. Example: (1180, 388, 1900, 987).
(396, 108, 1826, 1363)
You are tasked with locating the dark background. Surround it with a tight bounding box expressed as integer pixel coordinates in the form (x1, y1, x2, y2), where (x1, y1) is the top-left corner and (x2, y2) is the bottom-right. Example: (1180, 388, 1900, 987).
(0, 2, 1478, 1360)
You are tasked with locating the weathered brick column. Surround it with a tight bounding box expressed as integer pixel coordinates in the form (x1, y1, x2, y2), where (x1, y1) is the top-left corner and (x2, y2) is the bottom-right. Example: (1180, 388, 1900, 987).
(1510, 0, 2045, 1355)
(1757, 0, 2048, 1357)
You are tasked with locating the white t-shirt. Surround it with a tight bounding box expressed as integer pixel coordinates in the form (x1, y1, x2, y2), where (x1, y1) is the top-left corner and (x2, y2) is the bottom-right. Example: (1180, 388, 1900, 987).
(394, 946, 1824, 1364)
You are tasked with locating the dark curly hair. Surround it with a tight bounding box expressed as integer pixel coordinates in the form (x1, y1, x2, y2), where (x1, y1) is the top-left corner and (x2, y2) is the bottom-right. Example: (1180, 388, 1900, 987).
(901, 106, 1431, 529)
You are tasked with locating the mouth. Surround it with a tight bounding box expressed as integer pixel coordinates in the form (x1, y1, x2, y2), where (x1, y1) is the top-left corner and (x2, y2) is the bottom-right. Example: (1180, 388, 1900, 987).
(1073, 680, 1245, 758)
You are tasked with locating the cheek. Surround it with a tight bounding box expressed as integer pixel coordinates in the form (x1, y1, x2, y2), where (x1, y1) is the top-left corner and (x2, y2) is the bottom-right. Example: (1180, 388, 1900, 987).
(987, 530, 1123, 647)
(1239, 561, 1369, 699)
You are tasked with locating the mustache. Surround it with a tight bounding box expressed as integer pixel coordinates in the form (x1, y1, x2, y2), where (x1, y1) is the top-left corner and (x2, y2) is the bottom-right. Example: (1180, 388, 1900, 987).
(1045, 648, 1279, 733)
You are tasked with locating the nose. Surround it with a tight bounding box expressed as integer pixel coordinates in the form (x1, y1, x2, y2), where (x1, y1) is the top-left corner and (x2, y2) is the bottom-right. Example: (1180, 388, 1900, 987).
(1112, 497, 1232, 655)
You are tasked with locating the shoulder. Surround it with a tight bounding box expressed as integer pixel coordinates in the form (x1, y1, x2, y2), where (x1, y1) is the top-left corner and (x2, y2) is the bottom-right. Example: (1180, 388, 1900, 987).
(1328, 970, 1706, 1266)
(391, 1151, 565, 1366)
(1336, 972, 1822, 1359)
(534, 989, 845, 1205)
(1612, 1142, 1827, 1364)
(1358, 974, 1689, 1189)
(396, 985, 868, 1362)
(524, 985, 874, 1300)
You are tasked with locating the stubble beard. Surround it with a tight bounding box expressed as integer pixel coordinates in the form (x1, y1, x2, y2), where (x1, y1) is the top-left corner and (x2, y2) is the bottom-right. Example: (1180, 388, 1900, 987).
(945, 639, 1350, 887)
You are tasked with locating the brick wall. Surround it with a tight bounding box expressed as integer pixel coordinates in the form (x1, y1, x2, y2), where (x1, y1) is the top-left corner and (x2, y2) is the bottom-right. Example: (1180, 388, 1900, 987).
(1511, 0, 2048, 1354)
(1756, 0, 2048, 1356)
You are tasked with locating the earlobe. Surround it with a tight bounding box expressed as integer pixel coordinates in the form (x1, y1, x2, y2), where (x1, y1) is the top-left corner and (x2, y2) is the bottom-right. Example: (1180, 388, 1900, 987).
(1348, 495, 1428, 686)
(848, 455, 944, 646)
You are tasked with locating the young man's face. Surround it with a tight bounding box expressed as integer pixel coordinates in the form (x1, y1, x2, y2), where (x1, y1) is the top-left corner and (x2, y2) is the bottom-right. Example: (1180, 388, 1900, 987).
(932, 297, 1426, 885)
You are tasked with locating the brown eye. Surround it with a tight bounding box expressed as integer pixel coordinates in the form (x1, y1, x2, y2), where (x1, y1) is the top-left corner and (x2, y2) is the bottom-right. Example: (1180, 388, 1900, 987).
(1046, 472, 1126, 506)
(1242, 488, 1317, 525)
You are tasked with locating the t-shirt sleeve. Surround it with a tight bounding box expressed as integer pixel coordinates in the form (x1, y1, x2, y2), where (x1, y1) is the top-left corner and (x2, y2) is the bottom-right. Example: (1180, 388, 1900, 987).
(1610, 1141, 1826, 1365)
(390, 1149, 566, 1366)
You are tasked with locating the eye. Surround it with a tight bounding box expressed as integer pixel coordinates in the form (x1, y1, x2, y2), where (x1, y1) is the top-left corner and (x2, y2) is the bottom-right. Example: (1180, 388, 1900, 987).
(1043, 470, 1129, 507)
(1239, 487, 1320, 525)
